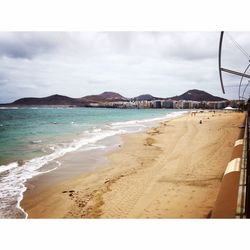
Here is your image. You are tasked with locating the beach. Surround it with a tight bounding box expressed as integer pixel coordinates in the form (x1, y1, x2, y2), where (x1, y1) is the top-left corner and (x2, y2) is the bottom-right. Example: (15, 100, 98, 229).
(21, 111, 245, 218)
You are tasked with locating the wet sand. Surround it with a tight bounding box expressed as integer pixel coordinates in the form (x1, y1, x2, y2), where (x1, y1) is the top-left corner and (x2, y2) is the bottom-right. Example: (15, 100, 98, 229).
(21, 111, 245, 218)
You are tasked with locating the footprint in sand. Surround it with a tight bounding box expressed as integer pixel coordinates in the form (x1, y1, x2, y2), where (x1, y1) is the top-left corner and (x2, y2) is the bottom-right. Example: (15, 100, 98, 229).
(144, 137, 155, 146)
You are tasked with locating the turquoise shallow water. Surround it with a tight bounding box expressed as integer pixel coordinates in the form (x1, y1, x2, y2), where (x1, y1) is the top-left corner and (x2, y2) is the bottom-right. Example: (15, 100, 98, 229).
(0, 107, 183, 165)
(0, 107, 186, 218)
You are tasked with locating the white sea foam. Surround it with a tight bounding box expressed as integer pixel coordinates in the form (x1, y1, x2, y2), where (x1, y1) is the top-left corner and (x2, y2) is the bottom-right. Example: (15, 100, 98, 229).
(49, 145, 56, 151)
(0, 107, 19, 109)
(111, 111, 187, 129)
(92, 128, 102, 133)
(0, 127, 127, 218)
(78, 144, 107, 151)
(0, 162, 19, 174)
(31, 140, 42, 144)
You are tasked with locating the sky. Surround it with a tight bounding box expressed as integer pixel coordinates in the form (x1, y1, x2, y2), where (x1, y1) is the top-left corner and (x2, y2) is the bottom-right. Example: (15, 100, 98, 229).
(1, 31, 250, 103)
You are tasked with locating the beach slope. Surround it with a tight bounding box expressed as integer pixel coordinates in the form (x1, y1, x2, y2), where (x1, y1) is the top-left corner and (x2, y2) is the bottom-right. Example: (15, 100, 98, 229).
(21, 111, 245, 218)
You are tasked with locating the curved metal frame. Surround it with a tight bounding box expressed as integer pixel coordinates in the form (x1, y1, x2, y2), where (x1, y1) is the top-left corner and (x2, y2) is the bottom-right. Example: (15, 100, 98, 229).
(238, 63, 250, 100)
(242, 80, 250, 99)
(239, 96, 248, 100)
(219, 31, 250, 97)
(218, 31, 225, 94)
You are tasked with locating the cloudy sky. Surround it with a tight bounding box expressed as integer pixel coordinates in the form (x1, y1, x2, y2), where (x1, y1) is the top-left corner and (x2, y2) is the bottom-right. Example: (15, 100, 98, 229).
(1, 31, 250, 103)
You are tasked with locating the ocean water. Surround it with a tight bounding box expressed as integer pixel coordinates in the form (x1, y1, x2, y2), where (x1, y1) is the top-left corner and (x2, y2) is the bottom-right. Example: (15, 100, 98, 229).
(0, 107, 186, 218)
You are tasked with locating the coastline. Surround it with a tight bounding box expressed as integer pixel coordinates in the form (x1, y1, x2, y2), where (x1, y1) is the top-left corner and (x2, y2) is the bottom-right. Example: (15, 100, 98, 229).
(1, 108, 185, 218)
(21, 111, 245, 218)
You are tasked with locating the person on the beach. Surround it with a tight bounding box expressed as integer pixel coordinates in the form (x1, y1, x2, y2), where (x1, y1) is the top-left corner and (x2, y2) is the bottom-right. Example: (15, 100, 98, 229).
(191, 111, 197, 117)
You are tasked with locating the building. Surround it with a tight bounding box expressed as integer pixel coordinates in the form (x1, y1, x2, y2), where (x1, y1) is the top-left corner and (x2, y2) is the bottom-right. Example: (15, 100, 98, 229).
(152, 100, 161, 108)
(216, 101, 227, 109)
(161, 100, 174, 108)
(190, 101, 201, 109)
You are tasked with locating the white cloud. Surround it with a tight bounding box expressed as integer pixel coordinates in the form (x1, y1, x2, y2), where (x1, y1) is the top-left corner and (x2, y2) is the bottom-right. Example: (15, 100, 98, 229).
(0, 31, 250, 103)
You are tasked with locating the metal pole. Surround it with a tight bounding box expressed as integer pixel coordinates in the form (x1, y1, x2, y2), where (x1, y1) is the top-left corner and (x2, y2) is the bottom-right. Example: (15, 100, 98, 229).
(221, 68, 250, 79)
(246, 99, 250, 217)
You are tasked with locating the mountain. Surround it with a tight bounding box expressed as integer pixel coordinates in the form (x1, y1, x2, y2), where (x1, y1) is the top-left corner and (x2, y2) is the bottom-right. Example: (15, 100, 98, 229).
(169, 89, 226, 102)
(12, 94, 80, 105)
(80, 91, 128, 103)
(8, 92, 128, 106)
(134, 94, 158, 101)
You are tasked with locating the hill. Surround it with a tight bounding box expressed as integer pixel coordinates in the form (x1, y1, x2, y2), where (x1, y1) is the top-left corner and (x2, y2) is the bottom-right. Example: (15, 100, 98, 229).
(169, 89, 226, 102)
(12, 94, 80, 105)
(80, 91, 128, 103)
(134, 94, 159, 101)
(8, 92, 128, 106)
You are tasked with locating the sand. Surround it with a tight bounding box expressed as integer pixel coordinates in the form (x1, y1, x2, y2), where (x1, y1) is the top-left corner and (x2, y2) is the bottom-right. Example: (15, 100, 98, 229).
(21, 111, 245, 218)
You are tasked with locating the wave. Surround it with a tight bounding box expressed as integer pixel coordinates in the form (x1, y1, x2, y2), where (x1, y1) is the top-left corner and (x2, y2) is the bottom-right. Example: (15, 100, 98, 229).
(0, 107, 19, 109)
(0, 162, 19, 174)
(0, 127, 127, 218)
(92, 128, 102, 133)
(111, 111, 187, 129)
(31, 140, 42, 144)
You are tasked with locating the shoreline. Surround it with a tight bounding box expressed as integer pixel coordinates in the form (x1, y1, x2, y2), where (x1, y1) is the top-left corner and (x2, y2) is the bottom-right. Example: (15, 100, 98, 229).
(1, 108, 185, 218)
(21, 111, 245, 218)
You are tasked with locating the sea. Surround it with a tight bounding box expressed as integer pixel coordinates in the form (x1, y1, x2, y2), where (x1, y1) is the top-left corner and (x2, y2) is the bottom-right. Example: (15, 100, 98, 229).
(0, 107, 187, 218)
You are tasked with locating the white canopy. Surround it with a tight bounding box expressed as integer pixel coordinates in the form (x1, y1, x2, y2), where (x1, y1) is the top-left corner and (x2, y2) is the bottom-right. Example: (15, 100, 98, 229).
(224, 106, 236, 110)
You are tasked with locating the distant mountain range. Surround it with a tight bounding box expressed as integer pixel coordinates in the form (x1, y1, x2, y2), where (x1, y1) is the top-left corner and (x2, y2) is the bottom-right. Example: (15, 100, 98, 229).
(3, 89, 227, 106)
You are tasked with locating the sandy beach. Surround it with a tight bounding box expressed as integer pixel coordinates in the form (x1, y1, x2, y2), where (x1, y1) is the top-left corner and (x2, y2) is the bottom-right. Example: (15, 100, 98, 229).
(21, 111, 245, 218)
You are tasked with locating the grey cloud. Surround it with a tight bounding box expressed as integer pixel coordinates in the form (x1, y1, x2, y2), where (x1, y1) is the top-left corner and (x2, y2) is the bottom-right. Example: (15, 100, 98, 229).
(87, 78, 107, 85)
(159, 32, 218, 60)
(0, 32, 64, 59)
(0, 71, 9, 86)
